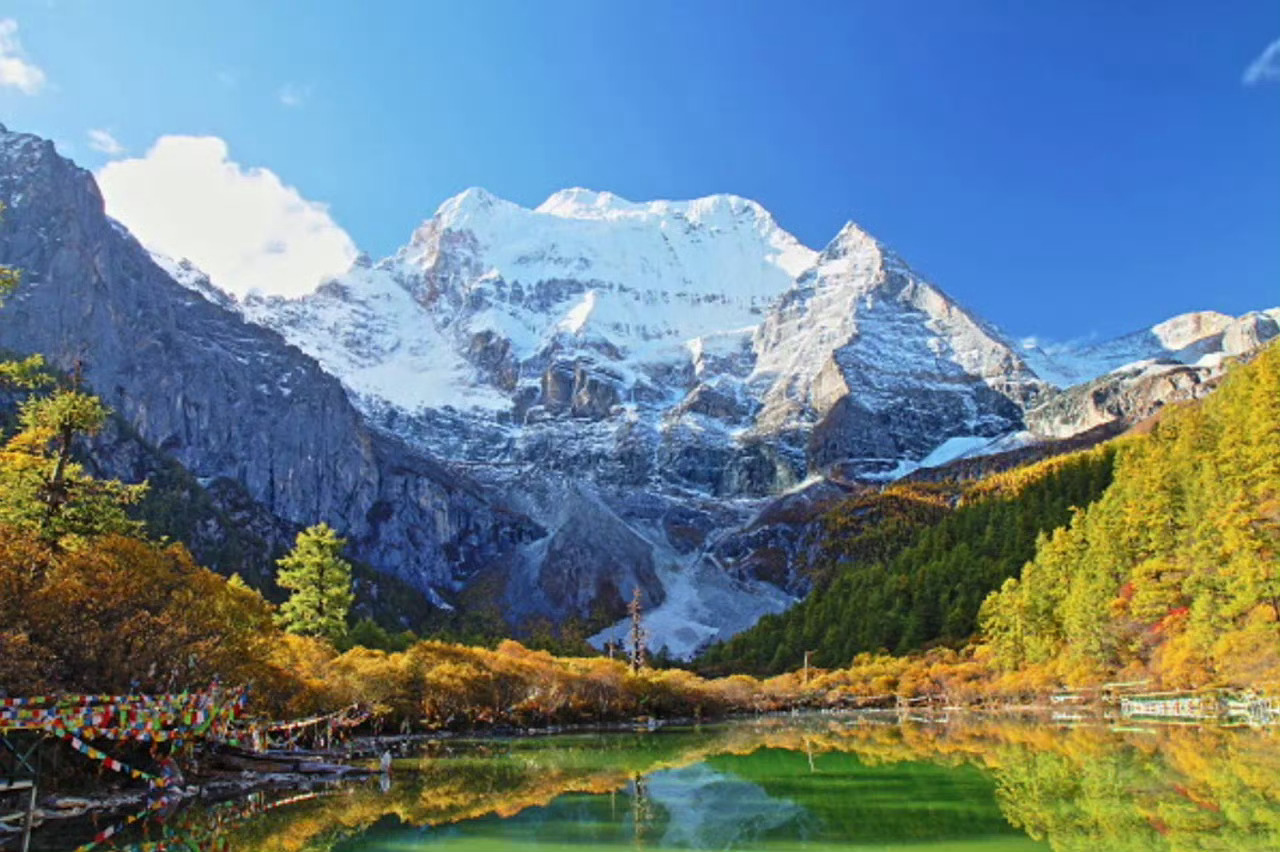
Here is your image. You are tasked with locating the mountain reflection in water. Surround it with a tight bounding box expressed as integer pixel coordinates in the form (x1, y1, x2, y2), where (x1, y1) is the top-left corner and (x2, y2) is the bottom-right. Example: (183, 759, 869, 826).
(54, 717, 1280, 851)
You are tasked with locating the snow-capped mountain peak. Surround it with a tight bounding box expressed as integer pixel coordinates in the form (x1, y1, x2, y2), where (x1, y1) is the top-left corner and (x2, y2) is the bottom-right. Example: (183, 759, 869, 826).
(533, 187, 779, 230)
(534, 187, 641, 218)
(410, 186, 816, 297)
(246, 188, 825, 422)
(431, 185, 513, 221)
(824, 219, 878, 250)
(1150, 310, 1234, 351)
(744, 220, 1041, 478)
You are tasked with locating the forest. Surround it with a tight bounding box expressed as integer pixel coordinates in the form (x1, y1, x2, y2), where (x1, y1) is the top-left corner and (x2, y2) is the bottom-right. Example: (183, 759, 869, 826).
(979, 338, 1280, 689)
(698, 447, 1116, 675)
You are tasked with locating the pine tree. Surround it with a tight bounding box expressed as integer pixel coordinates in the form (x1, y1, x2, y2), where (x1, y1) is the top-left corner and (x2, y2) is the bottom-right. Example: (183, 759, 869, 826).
(0, 387, 146, 547)
(978, 343, 1280, 685)
(276, 523, 354, 642)
(1, 244, 130, 548)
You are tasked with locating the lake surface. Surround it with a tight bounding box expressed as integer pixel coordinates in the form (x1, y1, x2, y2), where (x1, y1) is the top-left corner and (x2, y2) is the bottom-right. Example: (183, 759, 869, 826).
(45, 716, 1280, 851)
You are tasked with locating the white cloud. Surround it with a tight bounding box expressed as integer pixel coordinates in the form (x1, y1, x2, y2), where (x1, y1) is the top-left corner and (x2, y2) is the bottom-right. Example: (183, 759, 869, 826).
(0, 19, 47, 95)
(277, 82, 310, 107)
(87, 129, 125, 156)
(1243, 36, 1280, 85)
(96, 136, 358, 299)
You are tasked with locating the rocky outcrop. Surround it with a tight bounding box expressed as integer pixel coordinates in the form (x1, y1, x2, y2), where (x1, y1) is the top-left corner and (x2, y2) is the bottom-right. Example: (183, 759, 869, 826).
(1027, 362, 1220, 439)
(708, 478, 863, 592)
(534, 487, 665, 618)
(1024, 312, 1279, 440)
(0, 124, 538, 604)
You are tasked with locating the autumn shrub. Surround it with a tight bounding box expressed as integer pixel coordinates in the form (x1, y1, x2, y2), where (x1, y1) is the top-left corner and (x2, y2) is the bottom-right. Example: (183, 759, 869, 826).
(0, 528, 277, 695)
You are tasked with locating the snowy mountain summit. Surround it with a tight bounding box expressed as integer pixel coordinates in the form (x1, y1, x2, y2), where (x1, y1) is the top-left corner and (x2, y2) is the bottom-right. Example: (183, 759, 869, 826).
(247, 188, 816, 420)
(231, 186, 1278, 656)
(244, 188, 1050, 483)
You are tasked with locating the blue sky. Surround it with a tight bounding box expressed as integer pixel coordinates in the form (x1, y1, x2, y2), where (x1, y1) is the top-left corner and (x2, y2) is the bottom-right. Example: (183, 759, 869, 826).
(1, 0, 1278, 339)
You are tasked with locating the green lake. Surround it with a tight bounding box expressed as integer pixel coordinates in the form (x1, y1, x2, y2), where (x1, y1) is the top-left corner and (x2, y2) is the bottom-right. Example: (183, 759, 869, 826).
(47, 716, 1280, 851)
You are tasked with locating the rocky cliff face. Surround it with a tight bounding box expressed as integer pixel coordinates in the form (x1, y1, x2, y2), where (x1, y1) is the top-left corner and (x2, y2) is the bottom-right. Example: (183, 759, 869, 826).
(1023, 309, 1280, 439)
(0, 125, 537, 603)
(748, 223, 1044, 479)
(2, 123, 1275, 658)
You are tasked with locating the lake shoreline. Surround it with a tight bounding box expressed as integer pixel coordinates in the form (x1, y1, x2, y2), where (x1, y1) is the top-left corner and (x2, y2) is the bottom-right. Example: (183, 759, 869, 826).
(20, 712, 1280, 852)
(23, 693, 1277, 828)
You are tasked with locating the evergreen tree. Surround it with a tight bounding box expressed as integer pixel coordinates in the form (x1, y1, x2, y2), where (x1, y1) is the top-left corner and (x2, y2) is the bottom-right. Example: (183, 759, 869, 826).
(0, 379, 145, 547)
(980, 343, 1280, 687)
(276, 523, 354, 642)
(0, 238, 134, 548)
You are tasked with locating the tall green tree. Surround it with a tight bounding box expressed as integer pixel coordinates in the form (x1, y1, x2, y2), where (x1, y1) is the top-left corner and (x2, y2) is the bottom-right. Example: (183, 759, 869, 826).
(276, 523, 354, 642)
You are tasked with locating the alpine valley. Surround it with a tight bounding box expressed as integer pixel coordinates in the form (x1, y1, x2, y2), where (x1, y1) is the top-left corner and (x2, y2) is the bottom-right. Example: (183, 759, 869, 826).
(1, 123, 1276, 658)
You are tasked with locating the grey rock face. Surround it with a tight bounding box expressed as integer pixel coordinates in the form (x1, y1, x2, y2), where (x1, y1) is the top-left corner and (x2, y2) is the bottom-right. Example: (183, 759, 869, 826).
(708, 478, 861, 593)
(1027, 362, 1217, 439)
(748, 226, 1044, 480)
(0, 125, 537, 603)
(1024, 311, 1279, 440)
(467, 329, 519, 390)
(535, 487, 665, 617)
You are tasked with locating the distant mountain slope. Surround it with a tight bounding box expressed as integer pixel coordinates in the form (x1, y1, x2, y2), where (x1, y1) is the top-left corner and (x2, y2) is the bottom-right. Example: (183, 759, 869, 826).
(1019, 309, 1280, 388)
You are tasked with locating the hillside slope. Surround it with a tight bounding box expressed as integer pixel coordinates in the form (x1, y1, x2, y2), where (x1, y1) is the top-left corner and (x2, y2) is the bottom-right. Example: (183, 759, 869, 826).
(698, 448, 1116, 675)
(981, 342, 1280, 687)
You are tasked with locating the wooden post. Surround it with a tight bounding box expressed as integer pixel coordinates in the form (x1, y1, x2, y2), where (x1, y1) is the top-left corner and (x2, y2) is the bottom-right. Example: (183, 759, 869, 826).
(1, 731, 41, 852)
(22, 779, 37, 852)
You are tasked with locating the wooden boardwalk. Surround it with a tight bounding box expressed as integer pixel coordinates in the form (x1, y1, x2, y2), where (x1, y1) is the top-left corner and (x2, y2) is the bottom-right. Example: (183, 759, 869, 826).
(1120, 690, 1280, 726)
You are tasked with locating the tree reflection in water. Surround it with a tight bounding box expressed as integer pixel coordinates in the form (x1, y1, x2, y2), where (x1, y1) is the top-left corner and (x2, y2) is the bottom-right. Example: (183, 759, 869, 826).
(56, 718, 1280, 852)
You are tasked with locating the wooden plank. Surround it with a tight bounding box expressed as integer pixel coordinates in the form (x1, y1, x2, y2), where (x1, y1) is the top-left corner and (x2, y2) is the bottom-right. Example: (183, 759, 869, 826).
(0, 779, 34, 793)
